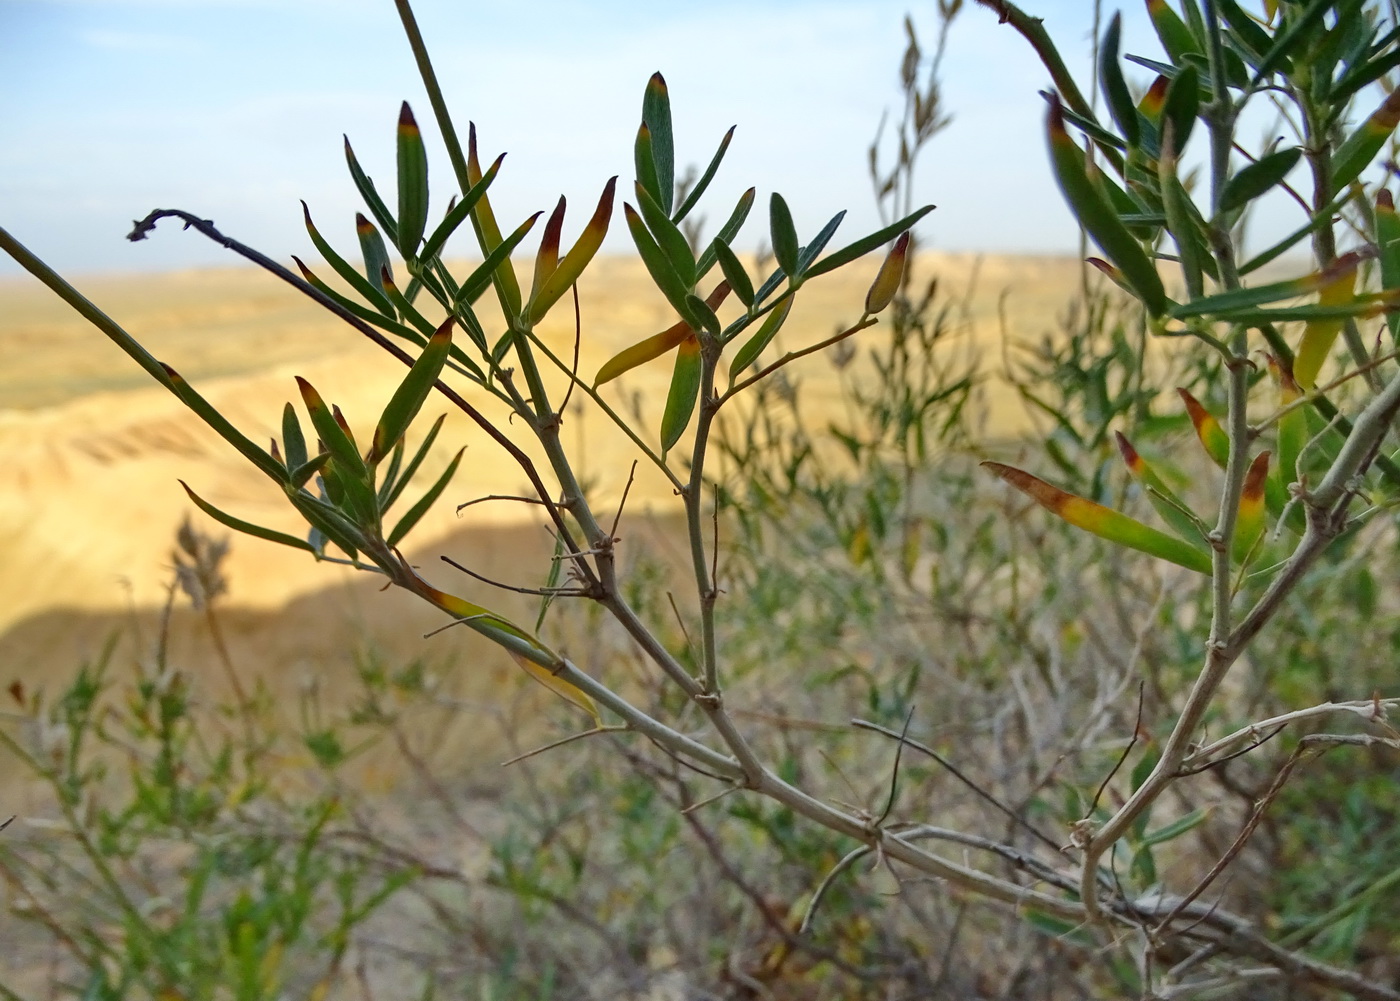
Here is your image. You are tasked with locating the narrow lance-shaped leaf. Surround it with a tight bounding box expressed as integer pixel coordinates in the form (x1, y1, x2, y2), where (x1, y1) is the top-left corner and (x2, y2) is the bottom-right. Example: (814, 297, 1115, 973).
(416, 580, 566, 673)
(1232, 451, 1270, 565)
(1161, 65, 1199, 158)
(181, 481, 316, 554)
(510, 653, 602, 725)
(865, 231, 910, 316)
(1375, 189, 1400, 346)
(634, 180, 697, 288)
(1146, 0, 1203, 63)
(1269, 355, 1306, 496)
(660, 334, 702, 454)
(596, 280, 730, 386)
(1179, 388, 1230, 468)
(292, 256, 426, 345)
(634, 123, 662, 215)
(466, 123, 523, 319)
(769, 193, 800, 278)
(673, 125, 735, 224)
(396, 102, 429, 257)
(528, 176, 618, 323)
(1099, 13, 1140, 148)
(297, 377, 369, 483)
(1220, 147, 1301, 214)
(529, 196, 566, 310)
(728, 295, 795, 383)
(289, 452, 331, 490)
(344, 135, 399, 244)
(694, 187, 757, 279)
(454, 210, 543, 307)
(1046, 95, 1168, 315)
(380, 412, 445, 512)
(625, 203, 706, 331)
(983, 462, 1211, 574)
(641, 72, 675, 214)
(163, 364, 286, 484)
(805, 203, 934, 279)
(379, 266, 436, 337)
(794, 210, 847, 276)
(1332, 86, 1400, 191)
(1115, 432, 1208, 549)
(1169, 256, 1357, 319)
(1295, 250, 1361, 388)
(711, 239, 754, 307)
(302, 202, 393, 317)
(282, 402, 308, 471)
(370, 317, 454, 463)
(387, 446, 463, 546)
(357, 214, 395, 295)
(419, 152, 505, 263)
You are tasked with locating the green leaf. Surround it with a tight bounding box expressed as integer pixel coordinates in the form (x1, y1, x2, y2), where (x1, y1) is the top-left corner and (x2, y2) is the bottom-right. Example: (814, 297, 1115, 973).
(660, 336, 702, 454)
(1142, 807, 1210, 848)
(379, 268, 437, 336)
(380, 413, 445, 512)
(1250, 0, 1330, 85)
(634, 180, 697, 288)
(634, 122, 662, 214)
(297, 377, 369, 483)
(711, 239, 754, 307)
(641, 72, 675, 214)
(1332, 86, 1400, 191)
(181, 481, 317, 554)
(1099, 13, 1139, 148)
(344, 135, 398, 245)
(982, 461, 1211, 573)
(806, 204, 934, 279)
(291, 256, 428, 347)
(625, 203, 707, 331)
(356, 214, 396, 297)
(673, 125, 735, 224)
(528, 176, 618, 323)
(769, 193, 800, 277)
(1220, 147, 1301, 213)
(595, 319, 693, 387)
(1045, 97, 1167, 316)
(162, 364, 285, 484)
(728, 295, 794, 382)
(1217, 0, 1274, 66)
(419, 152, 504, 262)
(1115, 432, 1207, 549)
(302, 201, 394, 317)
(388, 447, 464, 547)
(1160, 64, 1199, 156)
(1146, 0, 1203, 63)
(466, 123, 524, 321)
(1376, 189, 1400, 346)
(396, 102, 430, 257)
(370, 318, 453, 463)
(289, 452, 331, 490)
(694, 187, 757, 279)
(795, 211, 847, 276)
(454, 211, 543, 308)
(282, 402, 308, 471)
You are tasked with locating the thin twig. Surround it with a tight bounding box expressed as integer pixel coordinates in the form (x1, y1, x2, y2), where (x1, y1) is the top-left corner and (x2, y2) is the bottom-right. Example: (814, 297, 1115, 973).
(851, 718, 1063, 855)
(610, 460, 638, 542)
(456, 493, 548, 513)
(723, 317, 879, 402)
(501, 725, 625, 767)
(1088, 682, 1146, 817)
(440, 554, 587, 598)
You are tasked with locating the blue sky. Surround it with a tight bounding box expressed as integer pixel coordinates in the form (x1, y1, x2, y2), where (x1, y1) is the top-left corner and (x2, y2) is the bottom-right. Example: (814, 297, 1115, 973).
(1, 0, 1159, 276)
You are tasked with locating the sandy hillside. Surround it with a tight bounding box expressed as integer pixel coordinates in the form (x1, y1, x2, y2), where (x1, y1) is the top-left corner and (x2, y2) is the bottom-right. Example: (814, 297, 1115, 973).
(0, 252, 1083, 683)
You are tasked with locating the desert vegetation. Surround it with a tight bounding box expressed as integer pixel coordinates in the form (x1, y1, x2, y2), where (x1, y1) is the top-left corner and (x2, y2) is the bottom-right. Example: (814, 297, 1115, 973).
(4, 0, 1400, 998)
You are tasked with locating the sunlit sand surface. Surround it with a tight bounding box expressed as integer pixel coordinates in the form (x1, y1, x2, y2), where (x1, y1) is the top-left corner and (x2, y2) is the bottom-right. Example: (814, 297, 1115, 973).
(0, 253, 1083, 687)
